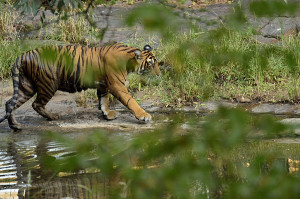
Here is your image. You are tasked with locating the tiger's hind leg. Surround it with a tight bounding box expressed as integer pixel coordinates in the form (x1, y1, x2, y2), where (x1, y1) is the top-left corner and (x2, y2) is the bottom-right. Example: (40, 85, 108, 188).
(6, 78, 36, 130)
(32, 86, 59, 121)
(97, 89, 118, 120)
(5, 98, 21, 130)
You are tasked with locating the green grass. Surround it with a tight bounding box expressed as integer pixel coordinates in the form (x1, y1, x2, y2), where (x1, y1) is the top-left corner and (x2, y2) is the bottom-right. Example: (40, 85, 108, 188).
(129, 28, 300, 105)
(0, 39, 21, 79)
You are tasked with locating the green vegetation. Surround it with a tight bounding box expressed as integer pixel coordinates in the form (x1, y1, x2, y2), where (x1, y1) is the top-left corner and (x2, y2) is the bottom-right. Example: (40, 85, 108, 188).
(124, 1, 300, 104)
(38, 107, 300, 199)
(148, 29, 300, 103)
(1, 1, 300, 104)
(125, 29, 300, 104)
(0, 3, 19, 78)
(1, 1, 300, 198)
(0, 39, 20, 79)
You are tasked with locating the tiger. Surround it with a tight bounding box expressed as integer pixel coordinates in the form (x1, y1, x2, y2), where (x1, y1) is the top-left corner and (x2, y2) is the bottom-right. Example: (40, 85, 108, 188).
(0, 42, 161, 130)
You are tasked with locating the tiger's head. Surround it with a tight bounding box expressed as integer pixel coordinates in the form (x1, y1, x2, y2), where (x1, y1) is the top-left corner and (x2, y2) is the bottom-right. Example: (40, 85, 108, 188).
(134, 45, 161, 76)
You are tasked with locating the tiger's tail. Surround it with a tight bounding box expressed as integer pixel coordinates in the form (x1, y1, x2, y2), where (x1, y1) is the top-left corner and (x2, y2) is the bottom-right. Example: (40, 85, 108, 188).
(0, 62, 19, 123)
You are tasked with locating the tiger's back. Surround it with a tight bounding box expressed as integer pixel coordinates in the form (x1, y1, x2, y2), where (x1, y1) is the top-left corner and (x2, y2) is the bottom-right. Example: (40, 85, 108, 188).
(19, 45, 104, 93)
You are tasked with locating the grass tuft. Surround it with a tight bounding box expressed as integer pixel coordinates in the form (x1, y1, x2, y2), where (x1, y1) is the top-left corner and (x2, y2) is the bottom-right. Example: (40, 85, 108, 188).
(0, 39, 21, 79)
(0, 3, 19, 40)
(57, 14, 90, 44)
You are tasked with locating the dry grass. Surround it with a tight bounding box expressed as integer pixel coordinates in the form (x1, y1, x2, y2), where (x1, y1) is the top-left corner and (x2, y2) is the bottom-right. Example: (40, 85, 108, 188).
(0, 4, 19, 40)
(57, 15, 89, 44)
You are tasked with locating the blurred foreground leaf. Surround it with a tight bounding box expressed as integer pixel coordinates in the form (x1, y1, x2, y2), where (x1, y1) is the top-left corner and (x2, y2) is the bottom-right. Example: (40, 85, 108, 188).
(249, 0, 300, 17)
(43, 107, 299, 198)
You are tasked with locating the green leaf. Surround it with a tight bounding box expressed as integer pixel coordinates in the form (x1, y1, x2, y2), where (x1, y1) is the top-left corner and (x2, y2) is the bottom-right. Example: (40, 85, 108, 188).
(250, 0, 300, 17)
(57, 0, 64, 11)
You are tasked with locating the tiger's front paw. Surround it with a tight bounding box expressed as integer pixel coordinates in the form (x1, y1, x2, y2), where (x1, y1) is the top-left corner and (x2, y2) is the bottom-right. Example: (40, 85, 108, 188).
(104, 110, 118, 120)
(136, 111, 152, 123)
(47, 113, 61, 121)
(9, 123, 22, 131)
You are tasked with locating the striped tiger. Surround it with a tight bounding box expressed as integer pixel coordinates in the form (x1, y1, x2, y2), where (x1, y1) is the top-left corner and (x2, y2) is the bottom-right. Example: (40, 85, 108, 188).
(0, 42, 161, 130)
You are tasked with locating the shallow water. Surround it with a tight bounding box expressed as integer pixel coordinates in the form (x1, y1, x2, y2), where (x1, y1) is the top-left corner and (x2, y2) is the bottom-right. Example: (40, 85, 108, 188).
(0, 112, 299, 199)
(0, 112, 171, 198)
(0, 127, 137, 198)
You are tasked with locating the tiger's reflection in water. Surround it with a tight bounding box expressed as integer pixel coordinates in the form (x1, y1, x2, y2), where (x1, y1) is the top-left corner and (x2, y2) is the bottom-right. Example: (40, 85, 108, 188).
(0, 133, 121, 199)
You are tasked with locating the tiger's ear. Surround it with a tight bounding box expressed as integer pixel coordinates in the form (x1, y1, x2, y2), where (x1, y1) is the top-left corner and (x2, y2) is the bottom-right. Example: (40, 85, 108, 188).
(143, 45, 152, 51)
(134, 49, 142, 60)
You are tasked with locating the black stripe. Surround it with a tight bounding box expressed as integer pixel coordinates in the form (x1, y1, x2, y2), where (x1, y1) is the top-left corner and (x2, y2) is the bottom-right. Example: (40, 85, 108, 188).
(13, 81, 19, 88)
(81, 47, 85, 58)
(19, 54, 25, 68)
(66, 45, 72, 51)
(121, 71, 126, 80)
(104, 45, 114, 56)
(39, 93, 52, 104)
(126, 49, 138, 54)
(116, 44, 127, 49)
(35, 53, 55, 92)
(67, 55, 78, 90)
(23, 87, 34, 96)
(100, 46, 104, 54)
(119, 47, 130, 52)
(97, 55, 102, 73)
(72, 46, 77, 56)
(35, 48, 40, 54)
(126, 97, 132, 106)
(15, 57, 20, 65)
(76, 56, 81, 85)
(39, 66, 55, 90)
(105, 74, 111, 86)
(28, 52, 34, 75)
(37, 81, 54, 98)
(32, 52, 41, 79)
(113, 73, 125, 86)
(45, 56, 55, 80)
(61, 62, 65, 82)
(112, 43, 118, 49)
(81, 53, 85, 67)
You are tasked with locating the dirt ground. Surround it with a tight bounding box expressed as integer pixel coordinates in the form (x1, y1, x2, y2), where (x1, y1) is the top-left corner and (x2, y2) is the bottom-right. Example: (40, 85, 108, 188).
(0, 80, 164, 132)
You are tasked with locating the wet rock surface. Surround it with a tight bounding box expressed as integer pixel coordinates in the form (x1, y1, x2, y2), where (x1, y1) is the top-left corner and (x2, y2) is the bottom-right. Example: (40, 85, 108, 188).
(0, 93, 160, 133)
(251, 104, 299, 114)
(280, 118, 300, 136)
(1, 82, 300, 133)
